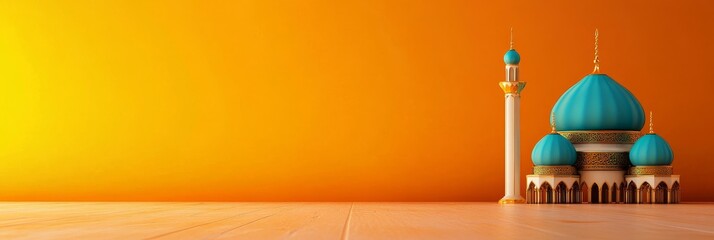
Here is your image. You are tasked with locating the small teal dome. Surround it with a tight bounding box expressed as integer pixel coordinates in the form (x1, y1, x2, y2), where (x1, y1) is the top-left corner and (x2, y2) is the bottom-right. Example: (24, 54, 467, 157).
(503, 49, 520, 65)
(629, 133, 674, 166)
(552, 74, 645, 131)
(531, 133, 577, 166)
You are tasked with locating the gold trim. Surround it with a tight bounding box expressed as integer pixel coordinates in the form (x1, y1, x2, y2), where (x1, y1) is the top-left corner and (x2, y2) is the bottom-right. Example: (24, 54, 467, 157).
(499, 81, 526, 95)
(533, 165, 577, 175)
(628, 166, 673, 175)
(510, 27, 514, 50)
(499, 197, 526, 204)
(576, 152, 630, 171)
(593, 29, 600, 73)
(559, 131, 642, 144)
(649, 111, 654, 133)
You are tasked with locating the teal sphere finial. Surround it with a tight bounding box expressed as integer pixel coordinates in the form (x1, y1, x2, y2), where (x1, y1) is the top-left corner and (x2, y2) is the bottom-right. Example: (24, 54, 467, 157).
(504, 49, 521, 65)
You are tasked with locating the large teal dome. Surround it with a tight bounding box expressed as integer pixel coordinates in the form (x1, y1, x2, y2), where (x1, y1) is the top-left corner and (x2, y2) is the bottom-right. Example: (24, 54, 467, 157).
(531, 133, 577, 166)
(504, 49, 520, 65)
(629, 133, 674, 166)
(551, 74, 645, 131)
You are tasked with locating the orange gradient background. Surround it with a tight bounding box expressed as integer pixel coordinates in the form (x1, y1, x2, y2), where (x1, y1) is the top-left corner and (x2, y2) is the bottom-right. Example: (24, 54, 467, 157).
(0, 1, 713, 201)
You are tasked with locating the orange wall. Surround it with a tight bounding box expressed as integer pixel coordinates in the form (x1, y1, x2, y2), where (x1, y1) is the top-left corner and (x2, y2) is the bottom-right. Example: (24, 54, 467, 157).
(0, 1, 712, 201)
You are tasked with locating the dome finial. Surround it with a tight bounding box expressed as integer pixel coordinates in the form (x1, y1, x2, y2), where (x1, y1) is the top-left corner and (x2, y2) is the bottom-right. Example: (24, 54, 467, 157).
(649, 111, 654, 133)
(593, 29, 601, 73)
(510, 27, 514, 50)
(551, 113, 557, 133)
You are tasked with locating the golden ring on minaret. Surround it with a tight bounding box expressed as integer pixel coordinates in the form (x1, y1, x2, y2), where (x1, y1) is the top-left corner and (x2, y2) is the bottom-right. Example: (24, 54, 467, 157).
(499, 81, 526, 95)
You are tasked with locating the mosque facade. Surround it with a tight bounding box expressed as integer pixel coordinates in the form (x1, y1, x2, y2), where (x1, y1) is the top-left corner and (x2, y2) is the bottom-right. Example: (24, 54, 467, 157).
(500, 30, 681, 204)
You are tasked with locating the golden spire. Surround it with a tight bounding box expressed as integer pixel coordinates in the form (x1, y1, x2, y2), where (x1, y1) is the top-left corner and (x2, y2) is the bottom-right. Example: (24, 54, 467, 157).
(649, 111, 654, 133)
(510, 27, 514, 50)
(551, 113, 557, 133)
(593, 29, 600, 73)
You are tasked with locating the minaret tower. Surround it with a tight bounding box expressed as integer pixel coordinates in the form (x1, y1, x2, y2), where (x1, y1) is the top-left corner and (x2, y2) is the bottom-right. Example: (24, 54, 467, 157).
(499, 28, 526, 204)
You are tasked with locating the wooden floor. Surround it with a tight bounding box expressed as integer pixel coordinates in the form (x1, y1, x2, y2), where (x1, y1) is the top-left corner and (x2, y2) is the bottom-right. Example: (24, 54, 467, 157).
(0, 202, 712, 239)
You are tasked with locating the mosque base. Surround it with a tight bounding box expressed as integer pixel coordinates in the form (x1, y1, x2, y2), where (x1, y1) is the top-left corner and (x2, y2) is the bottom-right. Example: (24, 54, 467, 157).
(525, 174, 581, 204)
(624, 174, 680, 204)
(577, 170, 625, 203)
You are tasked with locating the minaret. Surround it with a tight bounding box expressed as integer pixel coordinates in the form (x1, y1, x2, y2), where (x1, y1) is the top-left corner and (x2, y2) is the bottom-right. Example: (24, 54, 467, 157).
(498, 28, 526, 204)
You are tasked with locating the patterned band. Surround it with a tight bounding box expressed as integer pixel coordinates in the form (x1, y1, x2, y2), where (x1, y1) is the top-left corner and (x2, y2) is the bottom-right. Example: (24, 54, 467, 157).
(628, 166, 673, 175)
(576, 152, 630, 171)
(533, 165, 578, 175)
(559, 131, 642, 144)
(499, 81, 526, 95)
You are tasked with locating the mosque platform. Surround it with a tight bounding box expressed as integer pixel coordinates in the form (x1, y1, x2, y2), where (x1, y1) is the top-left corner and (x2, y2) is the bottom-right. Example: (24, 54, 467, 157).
(1, 202, 713, 239)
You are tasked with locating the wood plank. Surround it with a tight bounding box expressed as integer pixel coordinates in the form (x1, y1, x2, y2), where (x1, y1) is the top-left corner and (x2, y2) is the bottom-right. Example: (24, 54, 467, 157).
(175, 202, 351, 239)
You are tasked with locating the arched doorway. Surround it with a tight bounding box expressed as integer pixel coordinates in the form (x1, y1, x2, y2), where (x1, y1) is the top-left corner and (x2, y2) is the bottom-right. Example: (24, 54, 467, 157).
(656, 182, 668, 204)
(619, 182, 626, 203)
(556, 182, 567, 204)
(640, 182, 652, 204)
(612, 183, 618, 203)
(571, 182, 580, 203)
(527, 182, 536, 203)
(581, 183, 588, 203)
(671, 181, 680, 203)
(626, 181, 637, 204)
(541, 182, 553, 204)
(601, 183, 609, 204)
(591, 183, 600, 204)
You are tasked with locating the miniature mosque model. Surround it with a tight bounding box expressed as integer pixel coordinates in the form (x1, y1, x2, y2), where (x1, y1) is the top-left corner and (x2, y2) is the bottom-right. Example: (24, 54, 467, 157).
(498, 29, 681, 204)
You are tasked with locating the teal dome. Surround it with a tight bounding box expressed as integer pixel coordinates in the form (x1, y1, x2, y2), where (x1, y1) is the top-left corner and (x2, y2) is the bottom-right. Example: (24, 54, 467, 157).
(531, 133, 577, 166)
(629, 133, 674, 166)
(503, 49, 520, 64)
(552, 74, 645, 131)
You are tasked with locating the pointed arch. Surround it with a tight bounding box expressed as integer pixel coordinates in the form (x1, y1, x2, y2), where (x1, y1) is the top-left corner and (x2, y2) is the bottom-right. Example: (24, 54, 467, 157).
(540, 182, 553, 204)
(640, 182, 652, 204)
(656, 182, 668, 204)
(527, 181, 537, 204)
(626, 181, 637, 204)
(581, 182, 589, 204)
(611, 182, 618, 203)
(619, 182, 626, 203)
(571, 182, 581, 203)
(591, 183, 600, 204)
(556, 182, 568, 204)
(601, 183, 609, 204)
(671, 181, 680, 203)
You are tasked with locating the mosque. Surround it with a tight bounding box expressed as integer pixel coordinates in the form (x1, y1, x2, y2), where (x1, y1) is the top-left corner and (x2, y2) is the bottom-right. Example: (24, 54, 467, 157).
(498, 30, 681, 204)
